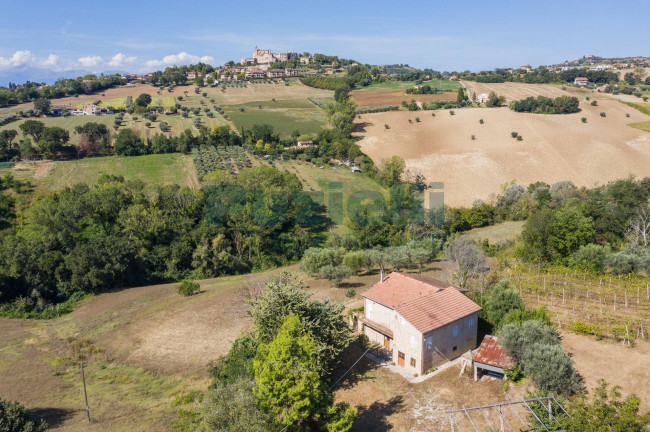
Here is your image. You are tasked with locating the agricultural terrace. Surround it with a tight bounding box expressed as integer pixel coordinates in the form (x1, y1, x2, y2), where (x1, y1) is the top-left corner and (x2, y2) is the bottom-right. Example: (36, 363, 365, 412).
(352, 79, 460, 108)
(0, 111, 229, 145)
(1, 153, 199, 192)
(463, 81, 584, 103)
(222, 99, 328, 138)
(355, 98, 650, 207)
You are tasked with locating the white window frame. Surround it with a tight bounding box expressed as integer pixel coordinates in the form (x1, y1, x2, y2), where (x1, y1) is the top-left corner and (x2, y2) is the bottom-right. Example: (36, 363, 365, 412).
(468, 317, 475, 330)
(453, 324, 459, 337)
(367, 301, 373, 320)
(425, 336, 433, 350)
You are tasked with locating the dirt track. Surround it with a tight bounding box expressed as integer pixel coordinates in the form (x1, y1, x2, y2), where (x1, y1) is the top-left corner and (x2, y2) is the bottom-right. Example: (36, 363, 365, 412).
(355, 99, 650, 207)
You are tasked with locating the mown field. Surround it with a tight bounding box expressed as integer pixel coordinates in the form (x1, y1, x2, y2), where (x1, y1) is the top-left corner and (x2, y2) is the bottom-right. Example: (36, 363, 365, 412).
(222, 99, 328, 138)
(2, 153, 199, 193)
(357, 79, 461, 91)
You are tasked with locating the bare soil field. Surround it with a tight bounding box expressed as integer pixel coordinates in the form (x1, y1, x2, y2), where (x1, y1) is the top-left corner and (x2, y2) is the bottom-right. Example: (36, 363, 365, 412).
(355, 99, 650, 207)
(351, 89, 456, 107)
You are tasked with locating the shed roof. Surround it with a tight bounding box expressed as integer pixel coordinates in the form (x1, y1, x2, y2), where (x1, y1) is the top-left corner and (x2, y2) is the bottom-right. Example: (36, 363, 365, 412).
(472, 335, 513, 370)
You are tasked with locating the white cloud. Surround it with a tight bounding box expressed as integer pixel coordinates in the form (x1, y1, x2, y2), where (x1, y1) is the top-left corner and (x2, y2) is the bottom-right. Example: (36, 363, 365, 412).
(0, 50, 61, 70)
(77, 56, 102, 68)
(145, 51, 214, 69)
(108, 53, 137, 68)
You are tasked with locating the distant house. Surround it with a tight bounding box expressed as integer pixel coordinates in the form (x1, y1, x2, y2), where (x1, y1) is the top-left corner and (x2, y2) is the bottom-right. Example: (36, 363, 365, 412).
(350, 166, 361, 173)
(245, 68, 267, 79)
(477, 93, 489, 103)
(82, 104, 98, 115)
(300, 56, 311, 65)
(520, 64, 532, 72)
(284, 68, 300, 77)
(187, 71, 202, 80)
(358, 272, 481, 376)
(266, 69, 284, 78)
(574, 77, 589, 86)
(472, 335, 513, 380)
(70, 110, 84, 116)
(51, 107, 66, 116)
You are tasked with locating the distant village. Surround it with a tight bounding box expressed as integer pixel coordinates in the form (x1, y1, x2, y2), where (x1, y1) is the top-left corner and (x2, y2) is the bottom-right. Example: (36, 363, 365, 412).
(118, 46, 328, 86)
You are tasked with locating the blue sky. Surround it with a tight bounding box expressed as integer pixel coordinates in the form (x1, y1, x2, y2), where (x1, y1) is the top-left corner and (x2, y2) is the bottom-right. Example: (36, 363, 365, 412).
(1, 0, 648, 75)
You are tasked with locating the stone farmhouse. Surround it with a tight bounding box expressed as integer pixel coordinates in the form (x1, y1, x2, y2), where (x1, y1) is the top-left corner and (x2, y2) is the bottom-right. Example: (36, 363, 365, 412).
(358, 272, 481, 376)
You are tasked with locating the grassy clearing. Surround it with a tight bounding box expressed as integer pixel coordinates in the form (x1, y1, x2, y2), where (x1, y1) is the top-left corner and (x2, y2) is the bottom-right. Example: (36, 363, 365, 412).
(464, 221, 525, 245)
(629, 121, 650, 133)
(623, 101, 650, 115)
(223, 101, 328, 138)
(4, 153, 199, 193)
(95, 96, 176, 110)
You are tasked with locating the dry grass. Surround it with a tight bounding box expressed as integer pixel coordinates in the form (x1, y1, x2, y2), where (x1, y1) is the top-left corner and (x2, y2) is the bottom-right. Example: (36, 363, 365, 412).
(355, 98, 650, 206)
(463, 81, 582, 103)
(464, 221, 525, 245)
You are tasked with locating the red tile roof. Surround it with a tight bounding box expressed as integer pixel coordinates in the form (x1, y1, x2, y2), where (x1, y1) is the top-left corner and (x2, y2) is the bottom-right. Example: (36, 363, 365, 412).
(362, 272, 481, 333)
(472, 335, 513, 370)
(395, 288, 482, 333)
(361, 272, 445, 308)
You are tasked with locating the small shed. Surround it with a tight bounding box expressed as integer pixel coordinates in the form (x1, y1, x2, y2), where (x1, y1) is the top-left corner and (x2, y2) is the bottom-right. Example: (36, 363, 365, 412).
(472, 335, 513, 380)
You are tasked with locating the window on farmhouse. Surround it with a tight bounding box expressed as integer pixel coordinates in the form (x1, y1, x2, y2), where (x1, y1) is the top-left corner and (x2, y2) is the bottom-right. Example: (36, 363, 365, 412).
(410, 335, 416, 349)
(410, 358, 416, 367)
(468, 317, 474, 330)
(453, 324, 459, 337)
(367, 302, 373, 320)
(425, 336, 432, 350)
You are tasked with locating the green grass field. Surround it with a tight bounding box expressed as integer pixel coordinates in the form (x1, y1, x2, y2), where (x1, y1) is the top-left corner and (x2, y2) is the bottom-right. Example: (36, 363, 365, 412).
(96, 96, 176, 110)
(357, 79, 461, 91)
(223, 100, 328, 138)
(3, 153, 199, 192)
(623, 101, 650, 116)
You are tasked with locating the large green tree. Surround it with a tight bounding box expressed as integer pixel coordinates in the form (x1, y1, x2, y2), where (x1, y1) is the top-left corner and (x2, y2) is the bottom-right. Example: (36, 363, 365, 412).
(253, 315, 355, 432)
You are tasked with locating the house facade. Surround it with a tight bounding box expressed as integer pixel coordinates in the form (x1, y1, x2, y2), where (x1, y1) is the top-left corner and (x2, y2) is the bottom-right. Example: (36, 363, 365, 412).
(359, 272, 481, 376)
(574, 77, 589, 86)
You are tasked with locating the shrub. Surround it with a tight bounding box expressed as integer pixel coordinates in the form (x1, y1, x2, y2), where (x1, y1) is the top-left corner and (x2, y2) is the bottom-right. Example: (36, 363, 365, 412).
(0, 398, 47, 432)
(408, 119, 412, 124)
(591, 100, 598, 106)
(600, 112, 606, 117)
(449, 110, 455, 115)
(522, 343, 583, 395)
(581, 117, 587, 123)
(431, 112, 435, 117)
(318, 265, 353, 287)
(300, 247, 345, 276)
(484, 280, 524, 328)
(384, 124, 389, 129)
(504, 362, 524, 382)
(516, 135, 523, 141)
(342, 251, 370, 274)
(345, 289, 356, 298)
(177, 279, 200, 296)
(415, 117, 420, 122)
(626, 113, 631, 117)
(568, 244, 611, 272)
(511, 131, 518, 138)
(569, 321, 594, 335)
(471, 134, 476, 140)
(145, 121, 151, 127)
(479, 118, 484, 124)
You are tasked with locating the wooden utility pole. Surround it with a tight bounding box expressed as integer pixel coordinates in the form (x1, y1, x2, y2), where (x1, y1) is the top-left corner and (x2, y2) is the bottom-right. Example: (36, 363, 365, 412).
(81, 364, 90, 424)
